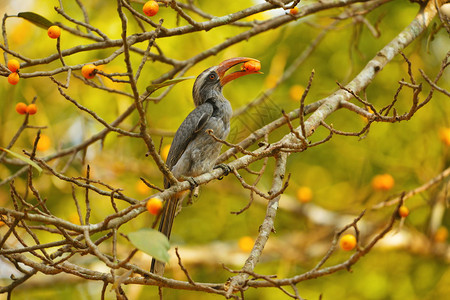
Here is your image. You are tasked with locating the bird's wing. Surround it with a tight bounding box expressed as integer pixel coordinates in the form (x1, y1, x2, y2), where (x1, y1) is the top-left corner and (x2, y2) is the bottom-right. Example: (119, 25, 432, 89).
(166, 101, 214, 173)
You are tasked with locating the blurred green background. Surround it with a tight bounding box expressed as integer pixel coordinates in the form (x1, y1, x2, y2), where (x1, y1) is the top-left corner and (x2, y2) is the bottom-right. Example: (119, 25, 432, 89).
(0, 0, 449, 299)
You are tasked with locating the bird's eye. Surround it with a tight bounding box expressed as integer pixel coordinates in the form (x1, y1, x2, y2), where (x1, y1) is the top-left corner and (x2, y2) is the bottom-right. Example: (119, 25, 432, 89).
(208, 73, 217, 80)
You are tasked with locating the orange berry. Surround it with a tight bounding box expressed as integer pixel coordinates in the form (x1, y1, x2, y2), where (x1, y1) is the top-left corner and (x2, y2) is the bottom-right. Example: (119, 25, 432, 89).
(26, 104, 37, 115)
(68, 212, 81, 225)
(241, 60, 261, 72)
(7, 59, 20, 72)
(81, 64, 97, 79)
(136, 180, 150, 195)
(289, 84, 305, 101)
(146, 197, 163, 215)
(238, 236, 254, 252)
(8, 72, 19, 85)
(296, 186, 312, 203)
(439, 128, 450, 146)
(161, 144, 171, 162)
(398, 205, 409, 218)
(340, 234, 357, 251)
(362, 106, 375, 122)
(371, 174, 395, 191)
(143, 1, 159, 17)
(15, 102, 28, 115)
(434, 226, 448, 243)
(36, 134, 51, 151)
(47, 25, 61, 39)
(289, 7, 299, 15)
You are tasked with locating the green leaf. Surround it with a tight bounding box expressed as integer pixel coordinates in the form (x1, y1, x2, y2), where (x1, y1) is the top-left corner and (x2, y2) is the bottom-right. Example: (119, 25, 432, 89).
(17, 12, 54, 29)
(146, 76, 195, 95)
(128, 228, 170, 263)
(0, 147, 42, 174)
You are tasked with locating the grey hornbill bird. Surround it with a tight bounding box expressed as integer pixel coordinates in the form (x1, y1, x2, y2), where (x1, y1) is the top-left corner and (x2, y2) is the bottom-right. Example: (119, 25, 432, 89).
(151, 57, 261, 275)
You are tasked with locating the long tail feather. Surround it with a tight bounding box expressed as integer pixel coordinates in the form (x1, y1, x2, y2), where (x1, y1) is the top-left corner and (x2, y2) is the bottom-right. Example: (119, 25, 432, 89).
(150, 196, 179, 275)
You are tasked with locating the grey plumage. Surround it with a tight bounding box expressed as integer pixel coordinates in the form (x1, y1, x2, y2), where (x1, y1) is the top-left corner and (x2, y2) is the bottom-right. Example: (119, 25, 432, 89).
(167, 66, 232, 180)
(151, 58, 260, 275)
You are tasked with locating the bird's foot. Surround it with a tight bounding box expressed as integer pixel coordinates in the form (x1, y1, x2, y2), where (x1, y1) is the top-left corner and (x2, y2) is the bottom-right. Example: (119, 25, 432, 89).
(179, 176, 199, 205)
(214, 163, 232, 180)
(181, 176, 198, 190)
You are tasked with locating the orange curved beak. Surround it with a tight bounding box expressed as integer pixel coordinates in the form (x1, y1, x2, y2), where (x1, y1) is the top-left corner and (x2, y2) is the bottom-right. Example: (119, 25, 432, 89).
(217, 57, 261, 86)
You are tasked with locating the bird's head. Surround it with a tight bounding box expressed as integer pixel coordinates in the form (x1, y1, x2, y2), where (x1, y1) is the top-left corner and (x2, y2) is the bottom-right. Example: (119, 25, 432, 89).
(192, 57, 261, 106)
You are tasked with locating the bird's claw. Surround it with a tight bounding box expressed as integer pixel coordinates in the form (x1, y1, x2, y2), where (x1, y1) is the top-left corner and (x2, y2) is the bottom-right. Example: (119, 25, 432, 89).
(186, 177, 198, 190)
(179, 175, 198, 190)
(214, 163, 232, 180)
(183, 177, 199, 205)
